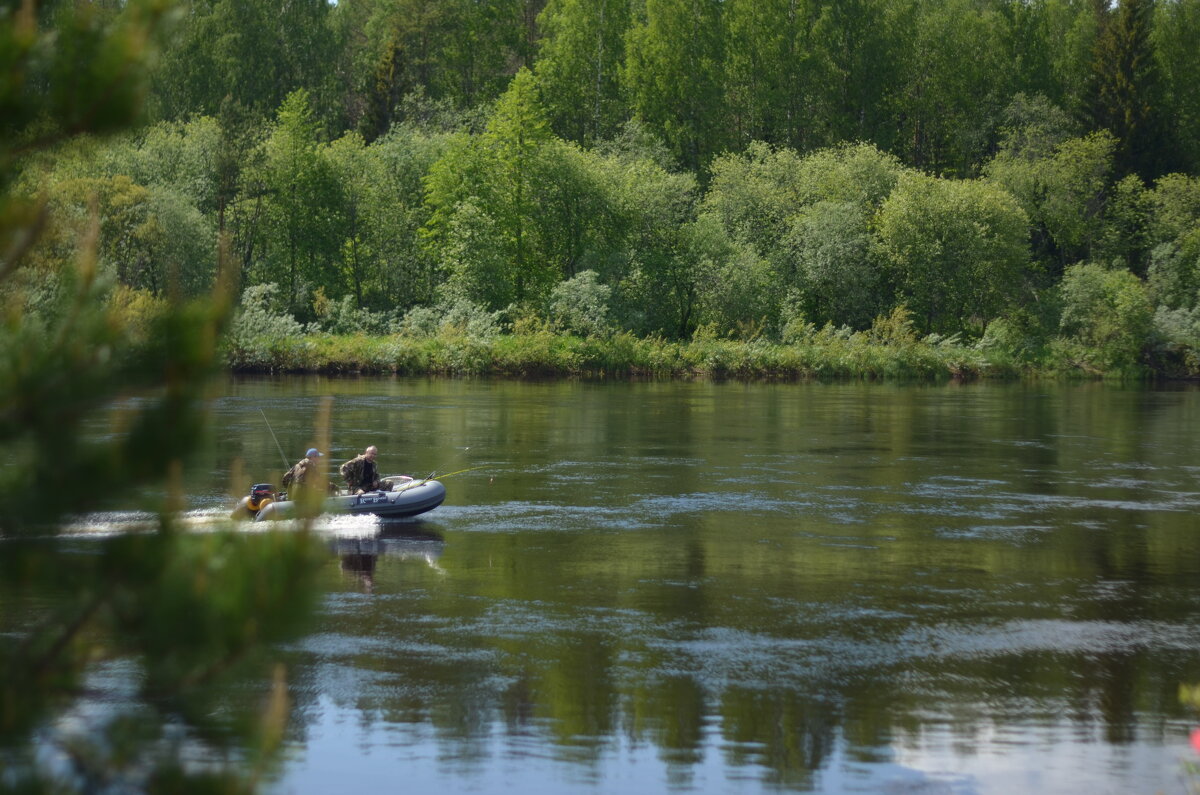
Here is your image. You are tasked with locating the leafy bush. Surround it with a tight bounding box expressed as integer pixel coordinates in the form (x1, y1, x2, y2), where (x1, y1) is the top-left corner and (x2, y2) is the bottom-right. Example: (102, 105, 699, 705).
(313, 291, 399, 335)
(1057, 263, 1154, 372)
(867, 305, 919, 346)
(1153, 306, 1200, 374)
(225, 283, 308, 368)
(977, 308, 1053, 365)
(874, 173, 1031, 336)
(399, 296, 502, 340)
(1147, 237, 1200, 311)
(548, 270, 613, 337)
(779, 200, 882, 329)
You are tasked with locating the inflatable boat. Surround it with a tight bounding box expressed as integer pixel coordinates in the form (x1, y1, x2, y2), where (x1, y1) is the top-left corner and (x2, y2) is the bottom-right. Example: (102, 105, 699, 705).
(231, 476, 445, 522)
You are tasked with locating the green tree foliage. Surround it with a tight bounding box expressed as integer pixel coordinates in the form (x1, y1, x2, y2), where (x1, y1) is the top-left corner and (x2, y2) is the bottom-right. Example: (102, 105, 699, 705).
(1094, 172, 1153, 273)
(1087, 0, 1174, 180)
(548, 269, 613, 337)
(874, 174, 1031, 335)
(1, 1, 327, 789)
(691, 221, 775, 339)
(101, 118, 224, 215)
(985, 127, 1117, 273)
(329, 0, 539, 139)
(805, 0, 902, 150)
(705, 142, 904, 257)
(1049, 0, 1102, 120)
(534, 0, 631, 145)
(148, 0, 338, 126)
(1147, 171, 1200, 243)
(10, 0, 1200, 377)
(1145, 173, 1200, 310)
(623, 0, 726, 171)
(424, 68, 615, 310)
(886, 0, 1014, 175)
(723, 0, 819, 151)
(423, 69, 552, 307)
(245, 89, 343, 314)
(1057, 261, 1155, 370)
(535, 138, 625, 281)
(1153, 0, 1200, 173)
(702, 143, 809, 258)
(703, 142, 905, 329)
(995, 0, 1068, 107)
(779, 200, 881, 330)
(609, 158, 704, 337)
(324, 123, 450, 312)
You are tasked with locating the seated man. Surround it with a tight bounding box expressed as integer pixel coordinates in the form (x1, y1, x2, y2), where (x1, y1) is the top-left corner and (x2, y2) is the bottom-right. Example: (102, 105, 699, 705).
(340, 445, 391, 494)
(282, 448, 336, 497)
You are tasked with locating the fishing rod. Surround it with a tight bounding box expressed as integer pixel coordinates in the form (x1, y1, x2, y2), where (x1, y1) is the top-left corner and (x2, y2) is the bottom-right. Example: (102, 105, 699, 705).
(392, 466, 486, 492)
(260, 409, 291, 472)
(386, 445, 475, 492)
(428, 466, 485, 482)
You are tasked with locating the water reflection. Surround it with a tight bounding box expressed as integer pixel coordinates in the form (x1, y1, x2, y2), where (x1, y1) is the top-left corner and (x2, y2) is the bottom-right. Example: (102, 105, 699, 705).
(34, 378, 1200, 793)
(331, 524, 445, 593)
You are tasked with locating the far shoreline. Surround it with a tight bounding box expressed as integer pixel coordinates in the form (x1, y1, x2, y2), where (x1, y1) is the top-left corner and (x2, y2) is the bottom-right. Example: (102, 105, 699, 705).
(222, 331, 1200, 382)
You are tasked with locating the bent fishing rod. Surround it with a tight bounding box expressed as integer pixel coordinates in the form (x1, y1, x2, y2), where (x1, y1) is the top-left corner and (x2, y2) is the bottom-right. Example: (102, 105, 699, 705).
(260, 409, 291, 472)
(393, 466, 486, 492)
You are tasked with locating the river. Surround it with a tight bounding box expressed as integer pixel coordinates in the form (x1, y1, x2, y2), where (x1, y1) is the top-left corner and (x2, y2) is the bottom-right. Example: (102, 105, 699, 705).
(66, 377, 1200, 792)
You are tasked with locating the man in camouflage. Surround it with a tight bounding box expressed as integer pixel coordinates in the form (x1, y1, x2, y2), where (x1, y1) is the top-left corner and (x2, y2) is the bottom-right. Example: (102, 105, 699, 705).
(282, 448, 323, 492)
(340, 445, 390, 494)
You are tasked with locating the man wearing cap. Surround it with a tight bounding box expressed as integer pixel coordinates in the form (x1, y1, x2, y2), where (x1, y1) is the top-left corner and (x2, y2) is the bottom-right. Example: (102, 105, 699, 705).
(282, 447, 324, 490)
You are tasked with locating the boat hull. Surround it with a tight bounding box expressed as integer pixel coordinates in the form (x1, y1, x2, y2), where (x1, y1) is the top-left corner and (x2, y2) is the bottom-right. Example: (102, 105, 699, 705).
(253, 480, 446, 521)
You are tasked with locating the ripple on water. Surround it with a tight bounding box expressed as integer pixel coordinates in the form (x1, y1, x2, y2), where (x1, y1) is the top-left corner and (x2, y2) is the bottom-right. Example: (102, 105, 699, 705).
(896, 618, 1200, 661)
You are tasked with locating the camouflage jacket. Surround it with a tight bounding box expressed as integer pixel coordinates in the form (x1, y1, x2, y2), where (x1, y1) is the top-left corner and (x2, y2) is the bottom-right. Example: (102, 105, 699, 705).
(282, 457, 315, 487)
(339, 454, 379, 491)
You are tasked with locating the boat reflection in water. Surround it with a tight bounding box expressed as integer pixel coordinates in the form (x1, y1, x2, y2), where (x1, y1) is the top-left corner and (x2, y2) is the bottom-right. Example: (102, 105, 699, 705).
(329, 522, 445, 593)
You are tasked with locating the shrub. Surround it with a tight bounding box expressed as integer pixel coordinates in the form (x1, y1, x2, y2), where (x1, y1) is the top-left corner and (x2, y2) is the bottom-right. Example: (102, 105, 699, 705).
(867, 305, 919, 346)
(1153, 306, 1200, 375)
(548, 270, 612, 337)
(1147, 237, 1200, 311)
(1057, 263, 1154, 373)
(399, 297, 502, 340)
(225, 284, 307, 368)
(978, 314, 1044, 365)
(313, 291, 399, 335)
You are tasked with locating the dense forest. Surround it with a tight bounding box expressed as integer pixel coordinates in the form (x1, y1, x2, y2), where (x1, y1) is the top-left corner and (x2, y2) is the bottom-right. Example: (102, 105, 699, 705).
(1, 2, 1198, 788)
(7, 0, 1200, 375)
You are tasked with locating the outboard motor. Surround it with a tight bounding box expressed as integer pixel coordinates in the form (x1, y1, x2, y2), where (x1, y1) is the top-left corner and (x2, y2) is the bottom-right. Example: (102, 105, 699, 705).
(248, 483, 275, 511)
(231, 483, 276, 520)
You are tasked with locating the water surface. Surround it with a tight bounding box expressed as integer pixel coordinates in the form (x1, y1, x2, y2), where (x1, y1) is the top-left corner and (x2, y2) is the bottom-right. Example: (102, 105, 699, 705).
(74, 379, 1200, 792)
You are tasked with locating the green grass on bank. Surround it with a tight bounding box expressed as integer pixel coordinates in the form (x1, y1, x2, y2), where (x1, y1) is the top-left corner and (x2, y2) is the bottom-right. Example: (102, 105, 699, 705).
(225, 329, 1041, 380)
(224, 323, 1200, 380)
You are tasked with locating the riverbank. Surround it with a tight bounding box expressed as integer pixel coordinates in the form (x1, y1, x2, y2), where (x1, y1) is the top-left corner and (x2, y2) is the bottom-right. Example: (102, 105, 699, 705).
(224, 329, 1179, 380)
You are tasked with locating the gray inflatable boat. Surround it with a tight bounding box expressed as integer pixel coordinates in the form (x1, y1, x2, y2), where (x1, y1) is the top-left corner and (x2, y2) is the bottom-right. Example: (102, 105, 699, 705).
(233, 476, 446, 522)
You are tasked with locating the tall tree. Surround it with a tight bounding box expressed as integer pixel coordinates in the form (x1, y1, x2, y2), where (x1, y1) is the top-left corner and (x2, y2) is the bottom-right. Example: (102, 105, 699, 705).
(254, 89, 343, 313)
(886, 0, 1013, 175)
(423, 68, 560, 307)
(148, 0, 338, 127)
(1087, 0, 1174, 180)
(723, 0, 819, 151)
(623, 0, 726, 171)
(479, 67, 555, 303)
(438, 0, 541, 105)
(1153, 0, 1200, 173)
(331, 0, 544, 139)
(806, 0, 900, 151)
(333, 0, 451, 140)
(985, 124, 1117, 275)
(535, 0, 632, 145)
